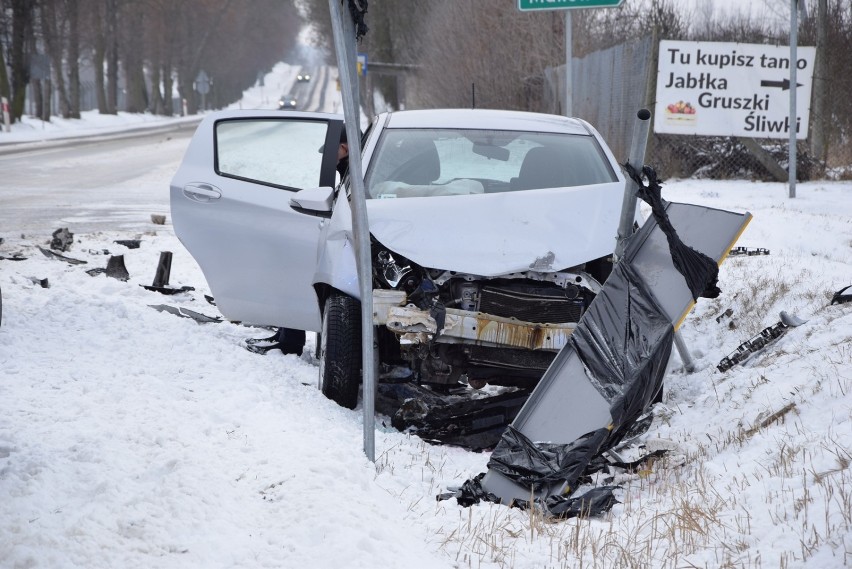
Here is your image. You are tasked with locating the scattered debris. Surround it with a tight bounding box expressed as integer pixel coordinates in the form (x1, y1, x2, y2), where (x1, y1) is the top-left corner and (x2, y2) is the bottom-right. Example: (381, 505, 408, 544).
(140, 251, 194, 294)
(149, 304, 222, 324)
(378, 383, 530, 450)
(0, 254, 27, 261)
(29, 277, 49, 288)
(114, 239, 141, 249)
(728, 246, 770, 256)
(717, 311, 808, 372)
(204, 295, 216, 306)
(715, 307, 734, 323)
(151, 214, 167, 225)
(38, 246, 87, 265)
(105, 255, 130, 281)
(245, 331, 282, 355)
(511, 486, 622, 520)
(144, 285, 195, 295)
(831, 285, 852, 305)
(244, 331, 284, 355)
(50, 227, 74, 252)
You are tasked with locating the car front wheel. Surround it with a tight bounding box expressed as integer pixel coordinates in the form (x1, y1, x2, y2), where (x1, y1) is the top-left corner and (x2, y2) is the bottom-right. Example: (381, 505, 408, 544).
(319, 291, 362, 409)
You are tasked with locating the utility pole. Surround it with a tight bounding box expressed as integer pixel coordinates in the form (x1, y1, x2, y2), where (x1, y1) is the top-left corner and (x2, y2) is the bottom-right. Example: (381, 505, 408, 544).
(788, 0, 798, 198)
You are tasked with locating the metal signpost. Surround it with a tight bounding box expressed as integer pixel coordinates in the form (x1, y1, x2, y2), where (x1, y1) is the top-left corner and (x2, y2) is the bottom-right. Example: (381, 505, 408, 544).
(789, 0, 799, 198)
(328, 0, 376, 462)
(517, 0, 623, 117)
(194, 70, 211, 111)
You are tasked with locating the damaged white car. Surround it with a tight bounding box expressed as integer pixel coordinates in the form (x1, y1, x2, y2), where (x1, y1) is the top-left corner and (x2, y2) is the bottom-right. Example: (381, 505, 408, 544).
(170, 109, 628, 410)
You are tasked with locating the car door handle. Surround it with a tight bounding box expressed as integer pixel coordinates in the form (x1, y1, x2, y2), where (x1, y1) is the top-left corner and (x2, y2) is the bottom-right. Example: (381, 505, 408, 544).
(183, 183, 222, 203)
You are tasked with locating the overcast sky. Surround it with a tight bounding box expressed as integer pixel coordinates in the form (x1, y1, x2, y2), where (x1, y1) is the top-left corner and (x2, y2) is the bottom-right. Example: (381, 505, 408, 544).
(675, 0, 797, 28)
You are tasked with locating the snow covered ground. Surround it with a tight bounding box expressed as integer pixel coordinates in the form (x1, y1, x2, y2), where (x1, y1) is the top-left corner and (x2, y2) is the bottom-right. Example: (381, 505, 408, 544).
(2, 62, 851, 568)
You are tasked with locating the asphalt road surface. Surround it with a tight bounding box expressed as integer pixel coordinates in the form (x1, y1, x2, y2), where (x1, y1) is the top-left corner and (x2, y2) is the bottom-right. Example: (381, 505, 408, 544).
(1, 124, 196, 241)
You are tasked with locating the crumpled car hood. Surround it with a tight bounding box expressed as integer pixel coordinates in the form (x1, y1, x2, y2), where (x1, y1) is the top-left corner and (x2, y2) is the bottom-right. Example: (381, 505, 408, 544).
(366, 182, 627, 276)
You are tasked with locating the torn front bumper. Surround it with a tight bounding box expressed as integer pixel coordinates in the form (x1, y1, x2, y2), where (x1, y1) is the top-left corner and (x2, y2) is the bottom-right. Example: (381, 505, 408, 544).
(372, 289, 576, 351)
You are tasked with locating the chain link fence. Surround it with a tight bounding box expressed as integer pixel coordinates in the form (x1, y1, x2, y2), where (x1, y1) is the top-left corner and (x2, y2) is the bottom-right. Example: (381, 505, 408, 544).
(544, 36, 852, 182)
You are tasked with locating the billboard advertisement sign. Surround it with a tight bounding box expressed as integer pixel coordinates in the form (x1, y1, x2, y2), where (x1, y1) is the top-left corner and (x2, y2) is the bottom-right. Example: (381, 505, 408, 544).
(654, 40, 815, 139)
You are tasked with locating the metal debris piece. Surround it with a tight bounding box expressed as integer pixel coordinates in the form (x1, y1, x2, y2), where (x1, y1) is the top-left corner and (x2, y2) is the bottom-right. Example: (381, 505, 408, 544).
(151, 214, 167, 225)
(142, 285, 195, 295)
(140, 251, 194, 294)
(831, 285, 852, 305)
(728, 246, 770, 256)
(114, 239, 141, 249)
(38, 246, 87, 265)
(717, 311, 808, 373)
(149, 304, 222, 324)
(29, 277, 49, 288)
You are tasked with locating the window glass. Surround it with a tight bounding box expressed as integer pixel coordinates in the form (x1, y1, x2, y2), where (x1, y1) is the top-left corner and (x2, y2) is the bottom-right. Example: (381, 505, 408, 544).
(364, 128, 617, 199)
(216, 119, 328, 190)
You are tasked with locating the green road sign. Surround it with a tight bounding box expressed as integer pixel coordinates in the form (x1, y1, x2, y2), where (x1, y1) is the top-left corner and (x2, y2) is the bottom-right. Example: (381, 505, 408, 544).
(518, 0, 623, 10)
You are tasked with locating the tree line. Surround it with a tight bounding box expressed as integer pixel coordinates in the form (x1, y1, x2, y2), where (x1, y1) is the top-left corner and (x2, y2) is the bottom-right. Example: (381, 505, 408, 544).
(302, 0, 850, 173)
(0, 0, 302, 123)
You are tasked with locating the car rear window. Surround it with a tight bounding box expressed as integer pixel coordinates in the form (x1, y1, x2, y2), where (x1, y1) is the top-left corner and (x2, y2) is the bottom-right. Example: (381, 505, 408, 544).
(364, 128, 617, 199)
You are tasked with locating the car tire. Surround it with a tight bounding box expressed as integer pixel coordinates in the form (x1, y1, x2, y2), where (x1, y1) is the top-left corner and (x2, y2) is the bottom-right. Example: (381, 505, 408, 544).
(319, 291, 362, 409)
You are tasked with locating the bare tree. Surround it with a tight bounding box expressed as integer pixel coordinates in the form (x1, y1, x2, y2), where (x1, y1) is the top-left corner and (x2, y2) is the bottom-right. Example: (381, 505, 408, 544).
(7, 0, 34, 121)
(411, 1, 563, 111)
(39, 0, 75, 119)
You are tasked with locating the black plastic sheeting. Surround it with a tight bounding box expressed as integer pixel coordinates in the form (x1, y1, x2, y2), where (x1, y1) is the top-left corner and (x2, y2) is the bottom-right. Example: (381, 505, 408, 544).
(439, 167, 721, 519)
(347, 0, 369, 41)
(437, 474, 621, 520)
(572, 261, 674, 430)
(515, 486, 621, 519)
(626, 164, 721, 300)
(487, 426, 611, 494)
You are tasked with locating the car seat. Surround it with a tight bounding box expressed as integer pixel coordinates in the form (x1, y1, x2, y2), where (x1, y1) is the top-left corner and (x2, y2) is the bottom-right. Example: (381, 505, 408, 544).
(393, 138, 441, 185)
(511, 146, 572, 191)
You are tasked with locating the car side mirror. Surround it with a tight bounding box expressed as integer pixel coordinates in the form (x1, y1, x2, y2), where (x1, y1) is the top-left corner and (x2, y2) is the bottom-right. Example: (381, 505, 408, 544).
(290, 186, 334, 217)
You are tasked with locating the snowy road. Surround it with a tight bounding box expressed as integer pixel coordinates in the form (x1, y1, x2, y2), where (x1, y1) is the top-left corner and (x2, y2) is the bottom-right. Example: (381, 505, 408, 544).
(1, 127, 194, 239)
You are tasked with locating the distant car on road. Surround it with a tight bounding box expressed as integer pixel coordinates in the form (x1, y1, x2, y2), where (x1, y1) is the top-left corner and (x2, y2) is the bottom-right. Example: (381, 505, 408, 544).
(278, 96, 297, 110)
(297, 73, 311, 82)
(171, 109, 630, 410)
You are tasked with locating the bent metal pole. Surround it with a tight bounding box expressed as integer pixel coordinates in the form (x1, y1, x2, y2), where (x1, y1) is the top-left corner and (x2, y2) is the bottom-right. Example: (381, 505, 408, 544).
(616, 109, 696, 373)
(329, 0, 376, 462)
(614, 108, 651, 261)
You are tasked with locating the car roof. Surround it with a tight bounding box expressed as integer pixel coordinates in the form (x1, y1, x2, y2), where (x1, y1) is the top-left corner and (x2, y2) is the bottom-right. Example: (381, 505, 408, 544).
(381, 109, 591, 135)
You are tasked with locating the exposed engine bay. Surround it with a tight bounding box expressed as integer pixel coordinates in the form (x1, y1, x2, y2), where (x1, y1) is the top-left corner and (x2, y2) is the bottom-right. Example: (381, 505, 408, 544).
(371, 240, 612, 389)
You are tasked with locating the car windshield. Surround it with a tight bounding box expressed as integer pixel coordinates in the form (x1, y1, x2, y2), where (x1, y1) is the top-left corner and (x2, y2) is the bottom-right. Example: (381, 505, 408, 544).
(364, 128, 617, 199)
